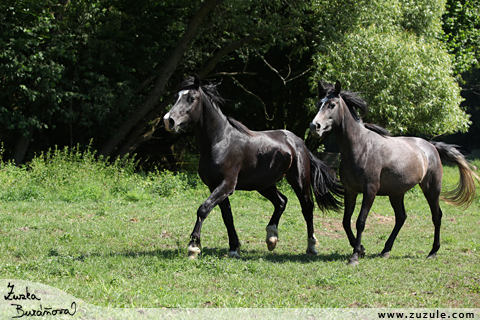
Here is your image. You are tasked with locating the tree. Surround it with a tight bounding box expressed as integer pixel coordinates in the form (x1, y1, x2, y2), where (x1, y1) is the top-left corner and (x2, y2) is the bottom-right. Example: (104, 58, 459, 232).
(310, 0, 470, 136)
(1, 0, 476, 166)
(0, 0, 313, 164)
(0, 0, 143, 163)
(0, 0, 66, 164)
(443, 0, 480, 74)
(98, 0, 225, 157)
(101, 0, 313, 158)
(440, 0, 480, 151)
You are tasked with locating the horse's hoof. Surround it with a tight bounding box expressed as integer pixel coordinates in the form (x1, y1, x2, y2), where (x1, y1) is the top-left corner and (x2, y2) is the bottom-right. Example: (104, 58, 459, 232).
(266, 225, 278, 251)
(347, 258, 359, 266)
(426, 253, 437, 259)
(306, 236, 318, 255)
(188, 245, 201, 258)
(359, 246, 366, 258)
(228, 250, 241, 259)
(266, 237, 277, 251)
(381, 252, 390, 259)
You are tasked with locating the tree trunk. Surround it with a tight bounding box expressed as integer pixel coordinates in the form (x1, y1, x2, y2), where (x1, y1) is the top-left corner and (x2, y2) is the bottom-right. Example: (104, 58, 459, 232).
(13, 130, 34, 166)
(115, 35, 258, 157)
(99, 0, 224, 157)
(116, 94, 176, 157)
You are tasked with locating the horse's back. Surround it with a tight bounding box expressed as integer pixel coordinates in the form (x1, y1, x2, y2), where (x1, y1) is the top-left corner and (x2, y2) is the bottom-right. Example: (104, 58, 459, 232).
(233, 129, 304, 190)
(342, 132, 441, 195)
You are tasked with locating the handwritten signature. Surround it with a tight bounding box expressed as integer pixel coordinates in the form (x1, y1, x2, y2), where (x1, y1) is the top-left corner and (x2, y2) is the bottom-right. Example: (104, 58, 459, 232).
(4, 282, 77, 318)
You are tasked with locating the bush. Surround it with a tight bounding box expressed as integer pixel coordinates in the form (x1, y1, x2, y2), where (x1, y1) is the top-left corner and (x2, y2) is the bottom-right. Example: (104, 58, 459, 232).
(0, 145, 203, 202)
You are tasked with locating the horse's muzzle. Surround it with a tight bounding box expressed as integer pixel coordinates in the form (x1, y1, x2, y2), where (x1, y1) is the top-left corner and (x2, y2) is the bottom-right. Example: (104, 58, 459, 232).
(163, 113, 175, 132)
(309, 122, 321, 138)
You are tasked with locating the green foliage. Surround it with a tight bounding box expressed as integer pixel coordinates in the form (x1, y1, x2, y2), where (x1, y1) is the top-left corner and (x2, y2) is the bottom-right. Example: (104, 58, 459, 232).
(443, 0, 480, 73)
(0, 0, 193, 150)
(313, 28, 468, 135)
(0, 145, 202, 202)
(0, 0, 478, 164)
(311, 0, 470, 136)
(0, 0, 65, 136)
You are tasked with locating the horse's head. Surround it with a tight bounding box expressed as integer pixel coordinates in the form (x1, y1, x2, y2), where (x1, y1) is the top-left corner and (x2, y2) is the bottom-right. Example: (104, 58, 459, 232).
(310, 80, 344, 139)
(163, 75, 203, 133)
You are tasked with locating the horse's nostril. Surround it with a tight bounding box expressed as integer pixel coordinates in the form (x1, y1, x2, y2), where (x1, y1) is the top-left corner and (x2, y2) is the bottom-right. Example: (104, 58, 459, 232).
(316, 123, 321, 130)
(168, 118, 175, 129)
(310, 122, 320, 132)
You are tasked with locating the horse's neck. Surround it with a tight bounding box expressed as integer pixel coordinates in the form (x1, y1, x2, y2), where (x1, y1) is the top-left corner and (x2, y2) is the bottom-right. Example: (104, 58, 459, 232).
(194, 98, 230, 155)
(334, 107, 368, 156)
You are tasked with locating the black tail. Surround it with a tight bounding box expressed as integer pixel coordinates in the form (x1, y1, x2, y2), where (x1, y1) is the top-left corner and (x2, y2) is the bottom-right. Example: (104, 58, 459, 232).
(308, 150, 344, 212)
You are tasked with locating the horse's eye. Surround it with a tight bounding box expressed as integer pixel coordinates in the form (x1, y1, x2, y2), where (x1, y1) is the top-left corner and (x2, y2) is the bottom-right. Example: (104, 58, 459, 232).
(329, 103, 336, 109)
(188, 97, 195, 103)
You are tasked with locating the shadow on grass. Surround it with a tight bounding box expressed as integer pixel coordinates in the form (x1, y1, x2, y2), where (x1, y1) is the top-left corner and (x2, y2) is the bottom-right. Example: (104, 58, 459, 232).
(115, 248, 429, 263)
(48, 245, 428, 264)
(104, 247, 351, 264)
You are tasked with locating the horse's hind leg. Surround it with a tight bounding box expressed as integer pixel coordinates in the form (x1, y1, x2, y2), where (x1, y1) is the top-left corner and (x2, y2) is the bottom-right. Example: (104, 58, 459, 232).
(428, 204, 443, 259)
(300, 196, 318, 255)
(287, 178, 317, 255)
(420, 183, 443, 259)
(380, 194, 407, 258)
(258, 186, 288, 251)
(418, 166, 443, 259)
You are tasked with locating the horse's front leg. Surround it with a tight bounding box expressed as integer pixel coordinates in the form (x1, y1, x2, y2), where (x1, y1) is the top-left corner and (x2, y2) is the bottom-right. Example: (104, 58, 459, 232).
(348, 190, 376, 266)
(218, 198, 241, 258)
(189, 180, 236, 258)
(342, 190, 358, 249)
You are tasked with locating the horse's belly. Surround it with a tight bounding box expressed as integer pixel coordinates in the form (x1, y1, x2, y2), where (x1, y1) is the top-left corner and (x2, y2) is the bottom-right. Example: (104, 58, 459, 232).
(340, 163, 423, 196)
(235, 166, 288, 191)
(377, 168, 423, 195)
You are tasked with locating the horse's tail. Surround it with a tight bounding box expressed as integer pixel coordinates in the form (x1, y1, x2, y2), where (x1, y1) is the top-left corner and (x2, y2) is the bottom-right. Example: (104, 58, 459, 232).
(431, 141, 479, 208)
(308, 149, 344, 212)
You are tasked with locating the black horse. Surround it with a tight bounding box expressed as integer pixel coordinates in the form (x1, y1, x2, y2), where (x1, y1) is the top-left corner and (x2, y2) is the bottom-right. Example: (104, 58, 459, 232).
(163, 75, 343, 258)
(310, 80, 479, 265)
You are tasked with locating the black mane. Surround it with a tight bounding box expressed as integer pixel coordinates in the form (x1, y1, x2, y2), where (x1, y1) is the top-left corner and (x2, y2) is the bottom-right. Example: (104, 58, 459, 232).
(227, 117, 256, 136)
(179, 76, 225, 107)
(364, 123, 391, 136)
(180, 76, 254, 136)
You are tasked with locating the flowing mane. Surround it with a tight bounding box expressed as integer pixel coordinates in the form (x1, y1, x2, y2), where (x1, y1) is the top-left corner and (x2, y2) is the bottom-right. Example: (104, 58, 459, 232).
(319, 81, 390, 137)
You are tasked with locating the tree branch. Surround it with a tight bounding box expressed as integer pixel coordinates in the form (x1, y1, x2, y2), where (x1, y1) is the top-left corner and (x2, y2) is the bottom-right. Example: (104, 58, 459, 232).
(116, 34, 261, 156)
(254, 49, 311, 85)
(230, 76, 273, 121)
(99, 0, 224, 157)
(197, 35, 257, 78)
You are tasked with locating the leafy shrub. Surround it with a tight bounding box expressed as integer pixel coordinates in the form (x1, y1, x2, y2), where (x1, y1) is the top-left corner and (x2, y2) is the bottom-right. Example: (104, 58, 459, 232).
(0, 145, 203, 202)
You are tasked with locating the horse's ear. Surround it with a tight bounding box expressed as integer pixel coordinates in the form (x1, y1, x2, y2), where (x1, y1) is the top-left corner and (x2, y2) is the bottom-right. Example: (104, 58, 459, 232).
(318, 81, 327, 98)
(334, 80, 341, 95)
(194, 74, 201, 90)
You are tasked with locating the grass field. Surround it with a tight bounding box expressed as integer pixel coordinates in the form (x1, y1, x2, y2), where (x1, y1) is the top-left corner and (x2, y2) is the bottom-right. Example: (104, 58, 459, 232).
(0, 146, 479, 308)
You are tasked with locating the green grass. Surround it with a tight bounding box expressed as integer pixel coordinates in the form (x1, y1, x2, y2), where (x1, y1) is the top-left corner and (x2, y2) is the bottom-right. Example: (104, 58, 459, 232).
(0, 146, 479, 308)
